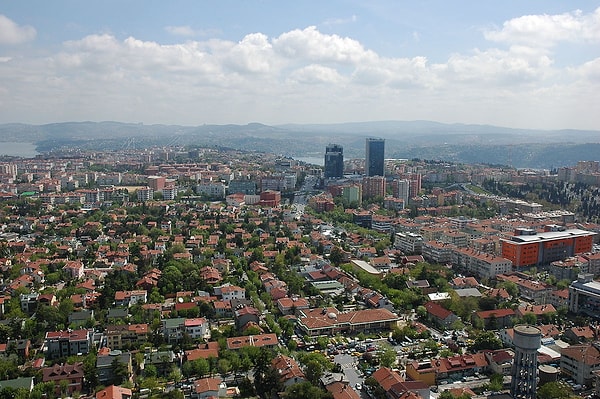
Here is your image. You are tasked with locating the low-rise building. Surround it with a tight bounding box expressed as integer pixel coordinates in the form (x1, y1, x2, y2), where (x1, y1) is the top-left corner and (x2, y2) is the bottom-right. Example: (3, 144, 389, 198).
(297, 307, 399, 337)
(560, 342, 600, 385)
(226, 334, 279, 350)
(271, 354, 306, 387)
(45, 329, 93, 359)
(569, 273, 600, 316)
(42, 362, 84, 395)
(105, 324, 148, 350)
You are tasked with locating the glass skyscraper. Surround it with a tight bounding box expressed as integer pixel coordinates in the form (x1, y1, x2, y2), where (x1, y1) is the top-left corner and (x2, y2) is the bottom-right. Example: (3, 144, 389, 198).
(324, 144, 344, 178)
(365, 138, 385, 177)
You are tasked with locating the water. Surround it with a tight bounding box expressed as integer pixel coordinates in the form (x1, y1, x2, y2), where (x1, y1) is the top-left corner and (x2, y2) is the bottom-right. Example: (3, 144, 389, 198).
(295, 156, 324, 166)
(0, 142, 39, 157)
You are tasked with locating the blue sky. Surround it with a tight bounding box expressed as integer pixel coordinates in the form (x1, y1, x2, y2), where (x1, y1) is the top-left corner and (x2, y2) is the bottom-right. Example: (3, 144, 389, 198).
(1, 1, 599, 129)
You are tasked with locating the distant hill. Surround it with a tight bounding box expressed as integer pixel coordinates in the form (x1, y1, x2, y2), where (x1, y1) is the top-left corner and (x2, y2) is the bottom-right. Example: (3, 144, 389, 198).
(0, 120, 598, 169)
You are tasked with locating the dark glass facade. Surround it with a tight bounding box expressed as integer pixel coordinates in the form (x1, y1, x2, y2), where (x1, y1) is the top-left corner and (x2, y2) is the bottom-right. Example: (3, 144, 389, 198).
(365, 138, 385, 177)
(324, 144, 344, 178)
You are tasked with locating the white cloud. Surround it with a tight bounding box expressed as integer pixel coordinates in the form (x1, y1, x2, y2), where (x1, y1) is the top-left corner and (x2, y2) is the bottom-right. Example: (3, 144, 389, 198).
(0, 22, 598, 129)
(569, 57, 600, 82)
(442, 46, 554, 85)
(223, 33, 277, 74)
(273, 26, 376, 64)
(485, 7, 600, 47)
(288, 64, 343, 84)
(0, 14, 36, 45)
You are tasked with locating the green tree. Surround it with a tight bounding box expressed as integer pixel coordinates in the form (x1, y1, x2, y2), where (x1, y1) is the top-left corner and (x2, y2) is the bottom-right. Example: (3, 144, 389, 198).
(304, 359, 325, 384)
(537, 381, 572, 399)
(378, 343, 397, 368)
(110, 356, 130, 385)
(253, 350, 280, 399)
(471, 331, 503, 351)
(145, 364, 158, 378)
(284, 381, 329, 399)
(488, 373, 503, 392)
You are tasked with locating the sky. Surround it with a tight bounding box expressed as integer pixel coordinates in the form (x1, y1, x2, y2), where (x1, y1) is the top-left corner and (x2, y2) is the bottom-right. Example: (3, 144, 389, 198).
(0, 1, 599, 130)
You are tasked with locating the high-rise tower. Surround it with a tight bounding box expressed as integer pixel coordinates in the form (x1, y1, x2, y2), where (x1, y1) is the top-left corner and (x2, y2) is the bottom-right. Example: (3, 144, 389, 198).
(510, 325, 541, 399)
(324, 144, 344, 179)
(365, 138, 385, 177)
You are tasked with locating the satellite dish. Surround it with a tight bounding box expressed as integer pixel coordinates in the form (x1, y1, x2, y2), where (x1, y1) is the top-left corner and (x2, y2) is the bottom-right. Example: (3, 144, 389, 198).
(178, 297, 184, 303)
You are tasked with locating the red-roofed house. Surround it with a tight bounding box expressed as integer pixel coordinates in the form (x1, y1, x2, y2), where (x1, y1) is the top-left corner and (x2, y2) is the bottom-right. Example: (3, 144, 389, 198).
(277, 297, 310, 315)
(42, 362, 84, 395)
(185, 341, 220, 362)
(96, 385, 132, 399)
(424, 301, 458, 328)
(474, 308, 515, 329)
(325, 382, 361, 399)
(192, 377, 226, 399)
(226, 334, 278, 350)
(271, 354, 306, 387)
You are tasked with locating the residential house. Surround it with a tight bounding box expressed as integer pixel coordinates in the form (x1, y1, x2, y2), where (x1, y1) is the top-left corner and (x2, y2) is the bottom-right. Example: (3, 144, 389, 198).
(114, 290, 147, 307)
(234, 306, 260, 330)
(474, 309, 515, 330)
(325, 381, 361, 399)
(515, 304, 557, 320)
(496, 274, 553, 303)
(215, 284, 246, 301)
(423, 302, 459, 329)
(213, 300, 233, 318)
(162, 318, 186, 343)
(564, 326, 598, 343)
(406, 353, 488, 386)
(68, 309, 94, 328)
(105, 324, 149, 350)
(45, 329, 92, 359)
(277, 297, 310, 316)
(96, 349, 133, 385)
(372, 367, 403, 392)
(184, 318, 210, 340)
(271, 354, 306, 387)
(63, 261, 85, 280)
(96, 385, 133, 399)
(191, 377, 227, 399)
(144, 350, 176, 377)
(560, 343, 600, 385)
(484, 349, 515, 376)
(199, 266, 222, 284)
(184, 342, 219, 362)
(226, 334, 279, 350)
(42, 362, 85, 395)
(0, 377, 34, 394)
(4, 338, 31, 359)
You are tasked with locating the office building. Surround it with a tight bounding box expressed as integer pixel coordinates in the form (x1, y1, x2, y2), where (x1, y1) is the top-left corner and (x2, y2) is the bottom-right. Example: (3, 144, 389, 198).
(501, 228, 596, 269)
(324, 144, 344, 179)
(365, 138, 385, 177)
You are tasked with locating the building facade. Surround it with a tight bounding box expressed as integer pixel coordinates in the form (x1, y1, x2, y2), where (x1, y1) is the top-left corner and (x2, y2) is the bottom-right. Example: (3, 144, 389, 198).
(501, 228, 596, 268)
(365, 138, 385, 177)
(324, 144, 344, 179)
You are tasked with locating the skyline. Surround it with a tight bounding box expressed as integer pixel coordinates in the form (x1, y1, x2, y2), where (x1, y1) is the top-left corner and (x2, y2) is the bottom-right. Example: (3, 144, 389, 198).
(1, 1, 599, 130)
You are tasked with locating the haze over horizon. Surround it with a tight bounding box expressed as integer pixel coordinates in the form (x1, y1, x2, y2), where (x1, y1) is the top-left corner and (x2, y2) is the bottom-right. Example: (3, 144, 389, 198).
(1, 1, 599, 131)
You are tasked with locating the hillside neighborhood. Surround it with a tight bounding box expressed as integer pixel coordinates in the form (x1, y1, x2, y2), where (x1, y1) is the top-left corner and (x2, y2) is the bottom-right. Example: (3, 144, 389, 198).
(0, 148, 600, 399)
